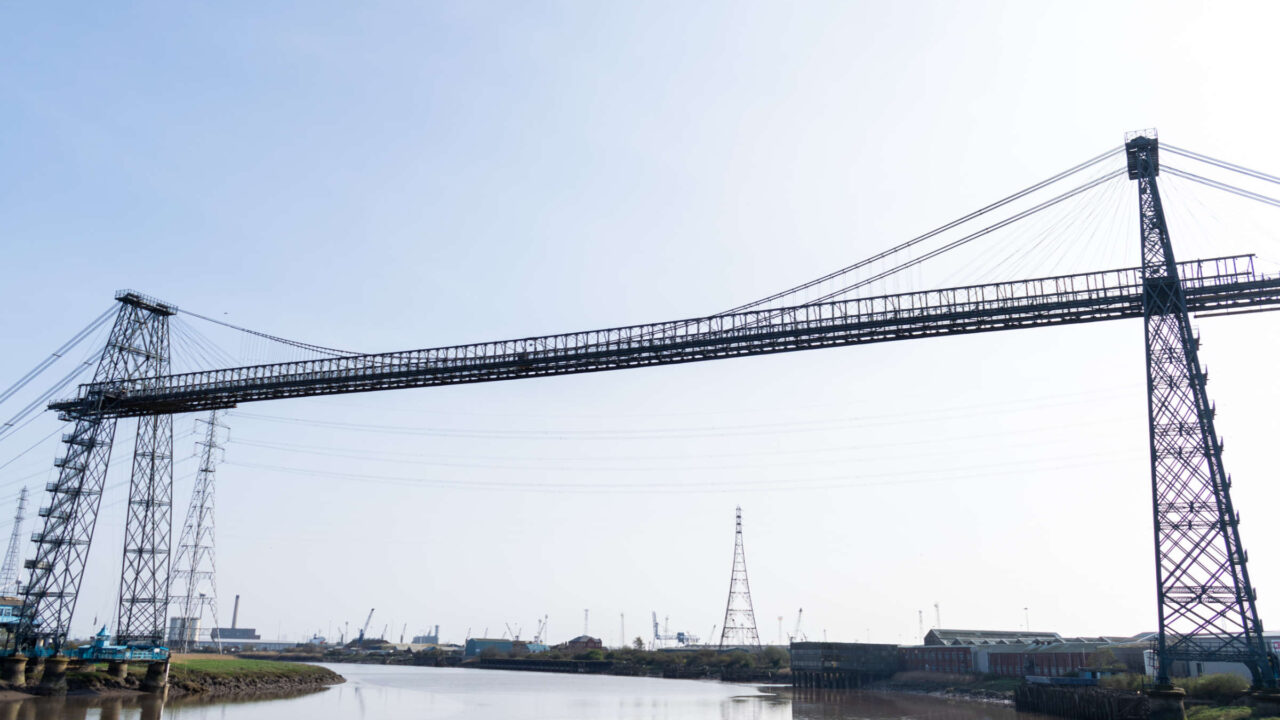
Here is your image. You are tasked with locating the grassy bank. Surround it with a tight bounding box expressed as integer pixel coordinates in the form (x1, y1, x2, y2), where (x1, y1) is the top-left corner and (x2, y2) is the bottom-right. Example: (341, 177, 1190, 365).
(244, 645, 788, 682)
(165, 654, 343, 695)
(56, 654, 343, 697)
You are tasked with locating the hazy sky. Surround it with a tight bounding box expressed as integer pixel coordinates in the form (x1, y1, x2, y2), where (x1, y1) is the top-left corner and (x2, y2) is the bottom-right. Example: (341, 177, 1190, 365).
(5, 1, 1280, 648)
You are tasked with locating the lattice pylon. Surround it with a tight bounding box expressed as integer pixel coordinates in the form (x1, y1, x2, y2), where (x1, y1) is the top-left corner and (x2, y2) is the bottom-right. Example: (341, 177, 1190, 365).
(1127, 131, 1277, 688)
(115, 310, 175, 647)
(15, 291, 177, 653)
(169, 410, 225, 651)
(0, 488, 29, 596)
(718, 506, 761, 648)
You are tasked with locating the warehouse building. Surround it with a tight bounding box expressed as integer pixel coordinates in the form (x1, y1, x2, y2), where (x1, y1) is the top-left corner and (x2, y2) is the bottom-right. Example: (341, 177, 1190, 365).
(794, 629, 1162, 687)
(791, 642, 899, 689)
(923, 629, 1061, 646)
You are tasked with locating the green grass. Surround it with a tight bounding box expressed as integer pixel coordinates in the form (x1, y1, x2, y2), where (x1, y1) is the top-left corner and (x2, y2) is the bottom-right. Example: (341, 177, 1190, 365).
(1186, 707, 1253, 720)
(171, 657, 330, 677)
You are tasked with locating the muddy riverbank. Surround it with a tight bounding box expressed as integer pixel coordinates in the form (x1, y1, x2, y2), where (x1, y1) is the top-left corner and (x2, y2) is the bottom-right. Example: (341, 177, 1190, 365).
(0, 655, 343, 699)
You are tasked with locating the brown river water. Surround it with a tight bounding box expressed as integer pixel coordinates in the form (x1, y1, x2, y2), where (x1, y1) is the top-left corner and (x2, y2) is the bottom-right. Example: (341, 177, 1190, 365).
(0, 663, 1061, 719)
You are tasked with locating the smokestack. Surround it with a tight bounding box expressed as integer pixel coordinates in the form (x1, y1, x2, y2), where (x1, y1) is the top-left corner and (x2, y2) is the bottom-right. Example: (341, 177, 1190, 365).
(232, 595, 241, 629)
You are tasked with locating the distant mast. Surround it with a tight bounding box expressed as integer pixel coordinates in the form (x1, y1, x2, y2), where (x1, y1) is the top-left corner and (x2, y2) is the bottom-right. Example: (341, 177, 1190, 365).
(0, 488, 29, 595)
(718, 506, 761, 649)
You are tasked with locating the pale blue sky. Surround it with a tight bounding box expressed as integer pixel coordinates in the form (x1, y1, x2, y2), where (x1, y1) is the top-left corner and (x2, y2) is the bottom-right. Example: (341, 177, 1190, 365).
(5, 1, 1280, 646)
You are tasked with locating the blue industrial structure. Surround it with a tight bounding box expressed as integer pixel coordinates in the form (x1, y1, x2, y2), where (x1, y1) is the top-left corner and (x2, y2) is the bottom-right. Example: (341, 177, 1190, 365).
(68, 627, 168, 662)
(464, 638, 550, 659)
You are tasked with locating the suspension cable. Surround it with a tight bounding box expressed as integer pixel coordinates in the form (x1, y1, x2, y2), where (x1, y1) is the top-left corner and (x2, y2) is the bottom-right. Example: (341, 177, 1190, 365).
(1164, 166, 1280, 211)
(0, 307, 113, 409)
(725, 167, 1127, 328)
(717, 145, 1124, 314)
(179, 308, 359, 357)
(1164, 144, 1280, 188)
(0, 356, 98, 444)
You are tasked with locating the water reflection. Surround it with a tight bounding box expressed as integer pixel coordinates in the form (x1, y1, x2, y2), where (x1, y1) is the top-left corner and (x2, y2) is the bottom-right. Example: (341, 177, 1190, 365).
(720, 691, 790, 720)
(0, 667, 1059, 720)
(789, 688, 1044, 720)
(0, 686, 327, 720)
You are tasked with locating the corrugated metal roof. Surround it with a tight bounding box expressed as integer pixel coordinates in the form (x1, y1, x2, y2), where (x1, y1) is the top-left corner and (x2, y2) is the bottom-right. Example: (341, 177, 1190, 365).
(1025, 642, 1111, 654)
(926, 629, 1063, 646)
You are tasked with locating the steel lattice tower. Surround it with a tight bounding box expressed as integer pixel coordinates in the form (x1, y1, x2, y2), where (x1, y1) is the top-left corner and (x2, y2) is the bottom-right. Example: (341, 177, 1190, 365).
(718, 506, 761, 649)
(114, 301, 175, 647)
(169, 410, 225, 651)
(0, 488, 29, 596)
(1127, 131, 1277, 688)
(14, 290, 176, 654)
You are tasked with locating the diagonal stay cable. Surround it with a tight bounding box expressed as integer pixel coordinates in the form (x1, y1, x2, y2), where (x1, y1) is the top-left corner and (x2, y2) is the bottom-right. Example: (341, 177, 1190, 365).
(717, 145, 1124, 315)
(731, 168, 1127, 330)
(0, 306, 113, 409)
(0, 359, 97, 444)
(1164, 166, 1280, 211)
(1164, 144, 1280, 188)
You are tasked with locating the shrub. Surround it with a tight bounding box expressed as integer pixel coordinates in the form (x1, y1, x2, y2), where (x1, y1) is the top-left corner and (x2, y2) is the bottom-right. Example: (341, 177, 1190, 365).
(761, 646, 789, 669)
(1176, 673, 1250, 702)
(1100, 673, 1148, 692)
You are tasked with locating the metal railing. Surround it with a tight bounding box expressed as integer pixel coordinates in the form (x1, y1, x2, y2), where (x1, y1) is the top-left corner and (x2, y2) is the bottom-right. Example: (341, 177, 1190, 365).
(50, 256, 1280, 419)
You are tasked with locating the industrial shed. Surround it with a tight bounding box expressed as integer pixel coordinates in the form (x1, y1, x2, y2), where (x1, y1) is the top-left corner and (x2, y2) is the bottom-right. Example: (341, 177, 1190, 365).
(791, 642, 898, 689)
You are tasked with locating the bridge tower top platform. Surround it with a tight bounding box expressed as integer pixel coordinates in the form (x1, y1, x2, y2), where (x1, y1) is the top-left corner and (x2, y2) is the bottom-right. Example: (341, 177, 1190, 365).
(114, 289, 177, 316)
(1125, 128, 1160, 179)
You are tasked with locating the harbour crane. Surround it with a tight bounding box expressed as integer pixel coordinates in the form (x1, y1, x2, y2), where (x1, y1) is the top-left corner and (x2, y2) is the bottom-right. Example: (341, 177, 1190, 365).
(652, 611, 698, 649)
(355, 608, 375, 647)
(789, 608, 806, 643)
(532, 615, 548, 644)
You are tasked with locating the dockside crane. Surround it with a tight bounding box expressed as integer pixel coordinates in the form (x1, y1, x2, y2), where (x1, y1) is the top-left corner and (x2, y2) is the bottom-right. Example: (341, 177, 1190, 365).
(652, 611, 698, 649)
(355, 608, 375, 647)
(789, 608, 806, 643)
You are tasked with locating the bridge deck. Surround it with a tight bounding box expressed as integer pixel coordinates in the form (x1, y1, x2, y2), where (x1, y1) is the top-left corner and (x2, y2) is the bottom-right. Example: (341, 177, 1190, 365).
(50, 255, 1280, 419)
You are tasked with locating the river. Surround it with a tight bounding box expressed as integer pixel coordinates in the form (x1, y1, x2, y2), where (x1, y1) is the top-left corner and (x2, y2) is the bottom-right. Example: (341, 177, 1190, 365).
(0, 664, 1057, 719)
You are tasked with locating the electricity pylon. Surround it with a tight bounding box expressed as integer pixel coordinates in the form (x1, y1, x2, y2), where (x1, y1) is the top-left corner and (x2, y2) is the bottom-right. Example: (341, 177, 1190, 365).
(0, 488, 29, 596)
(718, 506, 761, 649)
(170, 410, 227, 651)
